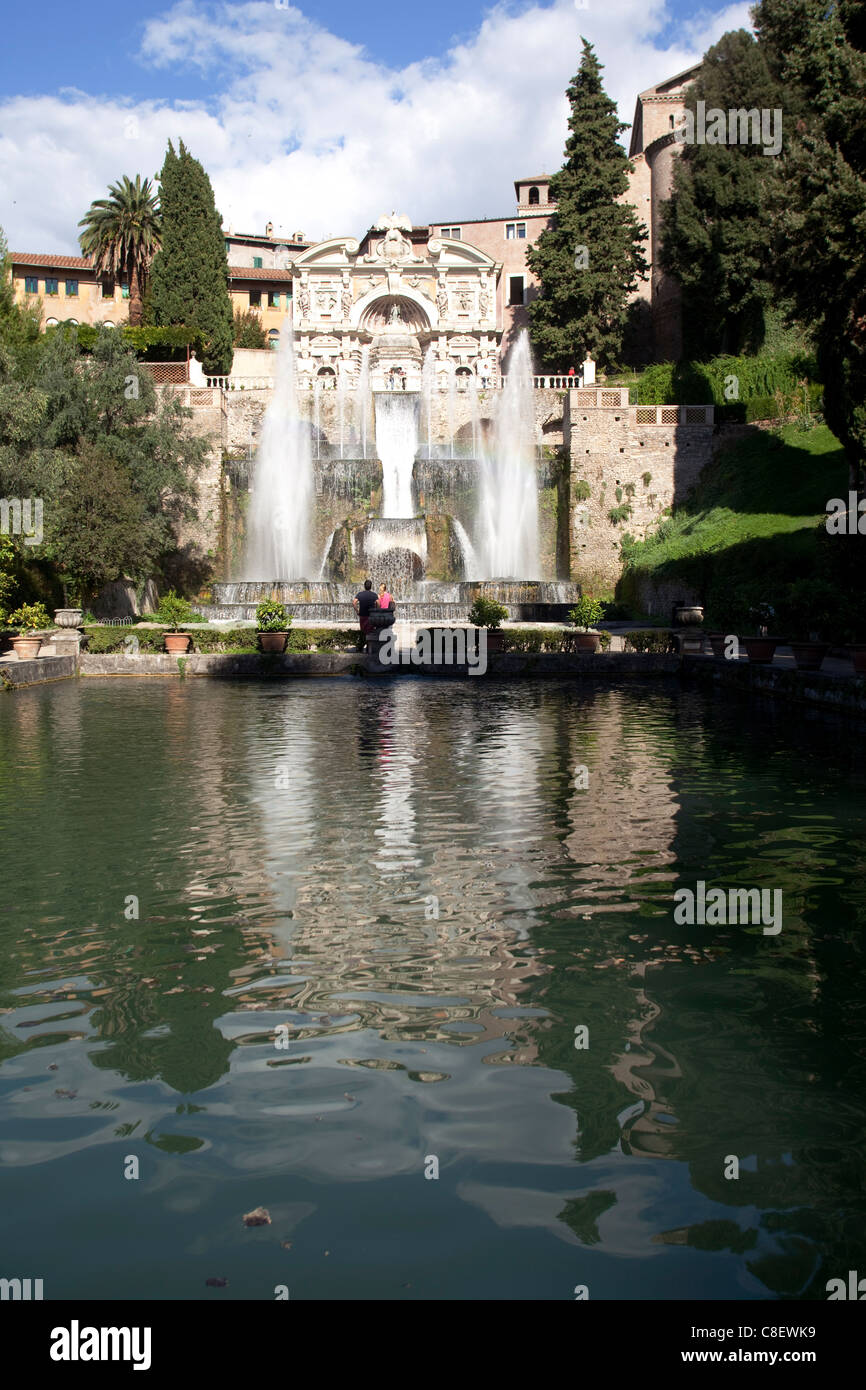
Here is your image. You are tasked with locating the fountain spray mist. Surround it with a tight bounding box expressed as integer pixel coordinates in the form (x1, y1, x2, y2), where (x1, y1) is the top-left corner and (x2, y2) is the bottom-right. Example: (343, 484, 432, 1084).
(478, 331, 540, 577)
(245, 327, 313, 578)
(375, 392, 419, 518)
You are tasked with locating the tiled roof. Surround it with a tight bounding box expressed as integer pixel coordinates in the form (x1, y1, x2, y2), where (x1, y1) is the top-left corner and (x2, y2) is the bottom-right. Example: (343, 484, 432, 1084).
(228, 265, 294, 281)
(12, 252, 92, 269)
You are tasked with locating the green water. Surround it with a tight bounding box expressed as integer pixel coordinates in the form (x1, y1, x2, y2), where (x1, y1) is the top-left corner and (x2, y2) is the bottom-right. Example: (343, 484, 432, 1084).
(1, 677, 864, 1300)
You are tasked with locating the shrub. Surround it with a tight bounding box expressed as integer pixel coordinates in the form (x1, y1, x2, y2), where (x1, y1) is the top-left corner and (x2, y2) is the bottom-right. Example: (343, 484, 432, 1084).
(155, 591, 195, 631)
(568, 595, 604, 629)
(624, 629, 672, 653)
(256, 599, 290, 632)
(573, 479, 591, 501)
(608, 504, 632, 525)
(468, 596, 508, 628)
(8, 601, 53, 631)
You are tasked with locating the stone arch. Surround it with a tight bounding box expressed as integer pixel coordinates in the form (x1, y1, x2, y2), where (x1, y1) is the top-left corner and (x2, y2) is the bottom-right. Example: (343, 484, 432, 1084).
(352, 288, 432, 332)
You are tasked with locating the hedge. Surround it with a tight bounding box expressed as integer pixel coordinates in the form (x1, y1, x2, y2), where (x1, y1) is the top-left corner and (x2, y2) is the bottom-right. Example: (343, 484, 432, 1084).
(82, 626, 359, 654)
(632, 353, 820, 408)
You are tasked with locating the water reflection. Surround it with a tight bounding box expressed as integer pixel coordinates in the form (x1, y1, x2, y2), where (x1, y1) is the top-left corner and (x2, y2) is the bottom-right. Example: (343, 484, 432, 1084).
(0, 679, 864, 1299)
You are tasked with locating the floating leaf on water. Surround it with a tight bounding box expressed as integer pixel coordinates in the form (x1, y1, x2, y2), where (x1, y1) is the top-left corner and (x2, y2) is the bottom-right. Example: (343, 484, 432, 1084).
(280, 1241, 292, 1250)
(243, 1206, 272, 1227)
(205, 1277, 229, 1287)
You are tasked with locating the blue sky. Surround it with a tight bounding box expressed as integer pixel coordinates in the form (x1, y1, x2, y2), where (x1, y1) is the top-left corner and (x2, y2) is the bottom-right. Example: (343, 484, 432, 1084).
(0, 0, 753, 251)
(1, 0, 710, 100)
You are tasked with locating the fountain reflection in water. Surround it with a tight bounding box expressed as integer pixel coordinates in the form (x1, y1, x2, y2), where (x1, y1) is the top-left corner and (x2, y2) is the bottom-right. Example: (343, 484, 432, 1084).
(478, 331, 540, 579)
(246, 326, 313, 579)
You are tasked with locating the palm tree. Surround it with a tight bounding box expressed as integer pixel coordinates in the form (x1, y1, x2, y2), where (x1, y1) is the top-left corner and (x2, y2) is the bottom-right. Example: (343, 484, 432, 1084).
(78, 175, 161, 326)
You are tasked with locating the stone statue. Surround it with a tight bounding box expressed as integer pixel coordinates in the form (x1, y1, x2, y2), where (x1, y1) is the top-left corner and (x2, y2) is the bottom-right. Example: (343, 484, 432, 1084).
(479, 287, 490, 316)
(297, 285, 310, 318)
(389, 302, 402, 325)
(342, 288, 353, 319)
(437, 283, 448, 317)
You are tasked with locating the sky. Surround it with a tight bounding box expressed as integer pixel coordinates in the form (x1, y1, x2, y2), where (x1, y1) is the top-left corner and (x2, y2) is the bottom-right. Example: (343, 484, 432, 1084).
(0, 0, 753, 254)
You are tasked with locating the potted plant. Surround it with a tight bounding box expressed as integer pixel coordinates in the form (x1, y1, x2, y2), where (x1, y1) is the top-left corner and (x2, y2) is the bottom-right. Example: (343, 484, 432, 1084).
(156, 591, 195, 653)
(256, 599, 291, 652)
(468, 596, 508, 653)
(8, 602, 53, 660)
(741, 601, 779, 664)
(780, 579, 834, 671)
(567, 595, 605, 652)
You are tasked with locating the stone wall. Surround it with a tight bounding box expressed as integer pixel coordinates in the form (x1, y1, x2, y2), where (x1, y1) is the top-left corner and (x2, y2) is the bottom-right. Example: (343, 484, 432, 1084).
(564, 389, 713, 592)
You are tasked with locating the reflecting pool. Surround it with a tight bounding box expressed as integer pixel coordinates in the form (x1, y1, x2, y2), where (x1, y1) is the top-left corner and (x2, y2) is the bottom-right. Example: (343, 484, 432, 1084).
(1, 678, 864, 1299)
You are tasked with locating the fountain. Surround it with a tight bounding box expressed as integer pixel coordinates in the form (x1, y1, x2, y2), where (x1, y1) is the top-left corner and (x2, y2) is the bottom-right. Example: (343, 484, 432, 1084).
(206, 330, 581, 625)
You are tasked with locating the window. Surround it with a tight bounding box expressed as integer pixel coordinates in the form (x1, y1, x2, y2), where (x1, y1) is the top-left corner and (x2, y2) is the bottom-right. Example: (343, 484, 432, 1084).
(440, 227, 462, 240)
(508, 275, 525, 306)
(24, 276, 38, 294)
(45, 317, 59, 327)
(268, 330, 280, 349)
(45, 277, 59, 295)
(268, 290, 281, 308)
(121, 283, 130, 299)
(101, 279, 114, 298)
(506, 223, 527, 240)
(65, 279, 78, 297)
(67, 319, 79, 327)
(102, 321, 115, 329)
(528, 186, 540, 205)
(249, 289, 262, 307)
(253, 256, 263, 269)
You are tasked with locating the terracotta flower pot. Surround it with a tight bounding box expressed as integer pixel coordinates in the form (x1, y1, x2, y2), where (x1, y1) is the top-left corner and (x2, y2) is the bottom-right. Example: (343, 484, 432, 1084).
(789, 641, 829, 672)
(483, 628, 504, 654)
(54, 608, 83, 629)
(11, 634, 42, 661)
(847, 644, 866, 674)
(258, 631, 289, 653)
(164, 632, 192, 654)
(742, 637, 779, 664)
(706, 632, 729, 658)
(575, 631, 601, 653)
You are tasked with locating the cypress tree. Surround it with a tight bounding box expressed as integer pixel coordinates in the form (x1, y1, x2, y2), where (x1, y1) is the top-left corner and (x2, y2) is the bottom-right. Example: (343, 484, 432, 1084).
(526, 40, 648, 371)
(148, 140, 233, 376)
(659, 30, 783, 358)
(754, 0, 866, 490)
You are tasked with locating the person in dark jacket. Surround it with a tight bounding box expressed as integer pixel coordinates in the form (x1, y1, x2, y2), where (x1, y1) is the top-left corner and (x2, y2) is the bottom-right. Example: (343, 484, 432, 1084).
(353, 578, 378, 649)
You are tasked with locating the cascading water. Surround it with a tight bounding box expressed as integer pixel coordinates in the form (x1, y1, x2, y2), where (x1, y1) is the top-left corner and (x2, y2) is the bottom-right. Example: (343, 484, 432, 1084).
(245, 327, 313, 578)
(421, 346, 436, 459)
(374, 393, 419, 518)
(478, 331, 540, 578)
(354, 345, 371, 458)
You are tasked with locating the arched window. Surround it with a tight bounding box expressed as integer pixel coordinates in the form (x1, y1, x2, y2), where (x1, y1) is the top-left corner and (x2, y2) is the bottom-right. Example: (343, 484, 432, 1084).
(45, 317, 59, 327)
(268, 329, 280, 349)
(317, 366, 336, 389)
(102, 320, 115, 329)
(528, 186, 540, 205)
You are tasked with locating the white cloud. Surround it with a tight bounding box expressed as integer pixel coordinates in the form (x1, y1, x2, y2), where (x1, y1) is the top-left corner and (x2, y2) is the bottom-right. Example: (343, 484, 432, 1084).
(0, 0, 753, 252)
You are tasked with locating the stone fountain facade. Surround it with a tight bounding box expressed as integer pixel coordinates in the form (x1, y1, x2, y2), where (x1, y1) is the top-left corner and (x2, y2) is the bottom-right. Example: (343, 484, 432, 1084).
(290, 212, 500, 389)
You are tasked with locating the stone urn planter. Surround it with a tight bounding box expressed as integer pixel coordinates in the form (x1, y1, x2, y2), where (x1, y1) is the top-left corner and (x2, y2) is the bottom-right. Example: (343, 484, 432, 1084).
(575, 631, 601, 653)
(54, 608, 83, 628)
(11, 634, 43, 661)
(258, 631, 289, 653)
(789, 640, 829, 672)
(164, 632, 192, 654)
(742, 637, 779, 664)
(674, 604, 704, 627)
(847, 644, 866, 674)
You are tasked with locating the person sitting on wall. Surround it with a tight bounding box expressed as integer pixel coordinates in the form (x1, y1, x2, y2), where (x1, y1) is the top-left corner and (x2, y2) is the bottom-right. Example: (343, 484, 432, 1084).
(368, 582, 396, 633)
(353, 578, 379, 650)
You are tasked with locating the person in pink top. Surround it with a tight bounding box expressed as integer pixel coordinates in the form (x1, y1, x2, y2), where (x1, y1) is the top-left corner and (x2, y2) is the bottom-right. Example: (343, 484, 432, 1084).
(377, 583, 393, 611)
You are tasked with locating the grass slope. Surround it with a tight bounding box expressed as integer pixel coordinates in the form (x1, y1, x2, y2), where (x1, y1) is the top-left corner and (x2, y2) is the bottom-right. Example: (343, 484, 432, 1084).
(619, 424, 852, 632)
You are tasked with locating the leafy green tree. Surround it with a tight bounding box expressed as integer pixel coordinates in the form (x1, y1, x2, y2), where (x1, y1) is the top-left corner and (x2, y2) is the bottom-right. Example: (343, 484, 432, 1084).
(49, 445, 148, 604)
(660, 30, 784, 358)
(526, 40, 648, 370)
(233, 307, 268, 349)
(754, 0, 866, 490)
(148, 141, 234, 376)
(0, 328, 209, 596)
(78, 175, 162, 327)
